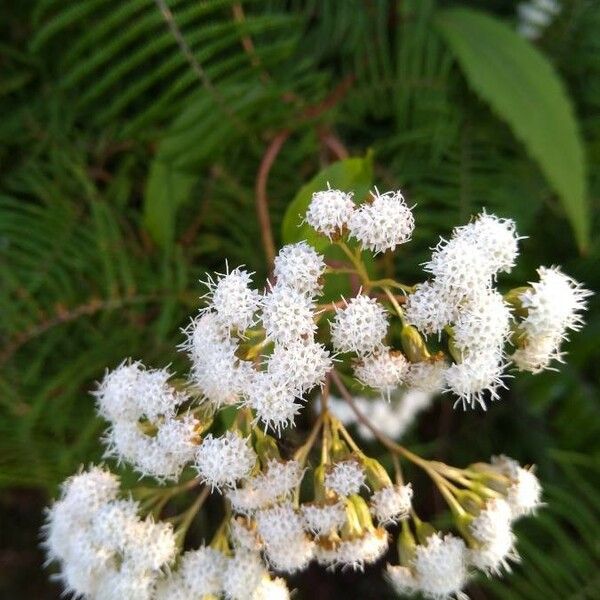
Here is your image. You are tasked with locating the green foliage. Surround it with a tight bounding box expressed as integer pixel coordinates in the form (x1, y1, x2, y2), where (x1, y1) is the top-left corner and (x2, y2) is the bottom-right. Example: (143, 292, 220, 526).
(436, 8, 589, 251)
(1, 0, 599, 597)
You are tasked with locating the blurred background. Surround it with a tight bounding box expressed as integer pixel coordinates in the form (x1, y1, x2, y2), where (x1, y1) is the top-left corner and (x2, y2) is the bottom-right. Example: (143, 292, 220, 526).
(1, 0, 598, 598)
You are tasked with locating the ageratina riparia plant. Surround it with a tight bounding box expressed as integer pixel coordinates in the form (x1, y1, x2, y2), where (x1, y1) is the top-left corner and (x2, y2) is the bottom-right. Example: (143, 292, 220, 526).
(42, 187, 590, 600)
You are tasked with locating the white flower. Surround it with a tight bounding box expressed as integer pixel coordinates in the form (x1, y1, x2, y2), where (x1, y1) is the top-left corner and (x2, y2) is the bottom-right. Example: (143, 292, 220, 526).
(387, 533, 469, 600)
(354, 349, 408, 398)
(195, 432, 256, 490)
(325, 459, 366, 497)
(455, 212, 520, 274)
(425, 236, 494, 300)
(90, 498, 140, 552)
(58, 467, 120, 516)
(301, 501, 347, 536)
(491, 455, 543, 519)
(370, 483, 412, 524)
(125, 517, 177, 572)
(514, 266, 590, 372)
(452, 291, 511, 358)
(468, 498, 519, 575)
(255, 502, 315, 573)
(185, 316, 253, 409)
(230, 517, 263, 551)
(348, 189, 414, 253)
(178, 546, 227, 597)
(404, 282, 458, 336)
(94, 565, 155, 600)
(261, 284, 317, 344)
(317, 528, 389, 570)
(94, 361, 184, 422)
(267, 340, 332, 394)
(331, 294, 388, 355)
(203, 266, 261, 331)
(445, 354, 506, 410)
(223, 551, 267, 600)
(251, 576, 291, 600)
(243, 372, 301, 434)
(273, 241, 326, 296)
(406, 359, 447, 393)
(305, 187, 355, 238)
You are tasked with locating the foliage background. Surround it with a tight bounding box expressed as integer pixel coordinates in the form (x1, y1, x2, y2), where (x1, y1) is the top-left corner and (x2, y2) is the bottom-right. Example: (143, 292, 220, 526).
(0, 0, 598, 598)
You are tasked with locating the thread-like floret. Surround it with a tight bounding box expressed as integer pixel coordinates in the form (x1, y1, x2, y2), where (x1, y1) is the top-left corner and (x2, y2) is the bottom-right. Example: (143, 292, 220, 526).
(354, 349, 408, 398)
(370, 483, 413, 524)
(404, 282, 458, 336)
(301, 501, 347, 536)
(325, 459, 367, 497)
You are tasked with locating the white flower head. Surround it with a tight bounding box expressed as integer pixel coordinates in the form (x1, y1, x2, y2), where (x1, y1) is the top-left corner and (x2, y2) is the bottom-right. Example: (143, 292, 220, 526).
(244, 372, 301, 435)
(202, 266, 261, 331)
(491, 455, 543, 519)
(452, 290, 511, 358)
(512, 335, 561, 373)
(331, 294, 388, 355)
(94, 565, 155, 600)
(261, 284, 317, 345)
(445, 353, 507, 410)
(348, 189, 415, 253)
(354, 348, 408, 398)
(305, 186, 355, 238)
(94, 361, 183, 422)
(406, 359, 447, 393)
(178, 546, 227, 597)
(468, 498, 519, 575)
(230, 516, 263, 551)
(58, 467, 120, 516)
(223, 551, 267, 600)
(370, 483, 413, 524)
(267, 340, 332, 395)
(456, 212, 520, 274)
(325, 458, 367, 497)
(90, 498, 140, 553)
(251, 576, 291, 600)
(124, 517, 177, 572)
(404, 281, 458, 336)
(273, 241, 326, 296)
(301, 501, 347, 536)
(195, 432, 256, 490)
(387, 533, 469, 600)
(318, 528, 389, 571)
(425, 236, 494, 300)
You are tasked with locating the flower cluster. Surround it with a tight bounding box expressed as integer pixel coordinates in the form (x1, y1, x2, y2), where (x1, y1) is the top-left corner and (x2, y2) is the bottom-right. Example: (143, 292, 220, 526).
(43, 184, 586, 600)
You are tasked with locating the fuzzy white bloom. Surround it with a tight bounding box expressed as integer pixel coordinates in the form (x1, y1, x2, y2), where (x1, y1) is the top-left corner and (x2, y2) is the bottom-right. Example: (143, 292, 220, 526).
(305, 187, 355, 238)
(223, 552, 267, 600)
(387, 533, 469, 600)
(354, 349, 409, 398)
(230, 517, 263, 551)
(370, 483, 413, 524)
(273, 241, 326, 296)
(404, 282, 458, 336)
(445, 353, 506, 410)
(244, 372, 301, 434)
(126, 517, 177, 572)
(94, 361, 184, 422)
(425, 236, 494, 300)
(452, 291, 511, 358)
(317, 528, 389, 570)
(184, 312, 252, 408)
(455, 212, 520, 274)
(90, 498, 140, 552)
(491, 455, 543, 519)
(251, 576, 291, 600)
(331, 294, 388, 355)
(513, 266, 590, 372)
(406, 360, 447, 393)
(325, 459, 367, 497)
(301, 501, 347, 536)
(256, 502, 315, 573)
(267, 340, 332, 394)
(468, 498, 518, 575)
(94, 565, 155, 600)
(203, 266, 261, 331)
(228, 459, 303, 513)
(177, 546, 227, 597)
(261, 284, 317, 344)
(195, 432, 256, 490)
(348, 190, 414, 253)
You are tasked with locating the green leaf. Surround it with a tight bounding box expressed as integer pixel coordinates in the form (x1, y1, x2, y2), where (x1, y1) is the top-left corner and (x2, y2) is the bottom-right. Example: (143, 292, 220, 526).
(143, 161, 197, 248)
(281, 152, 375, 250)
(436, 8, 589, 251)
